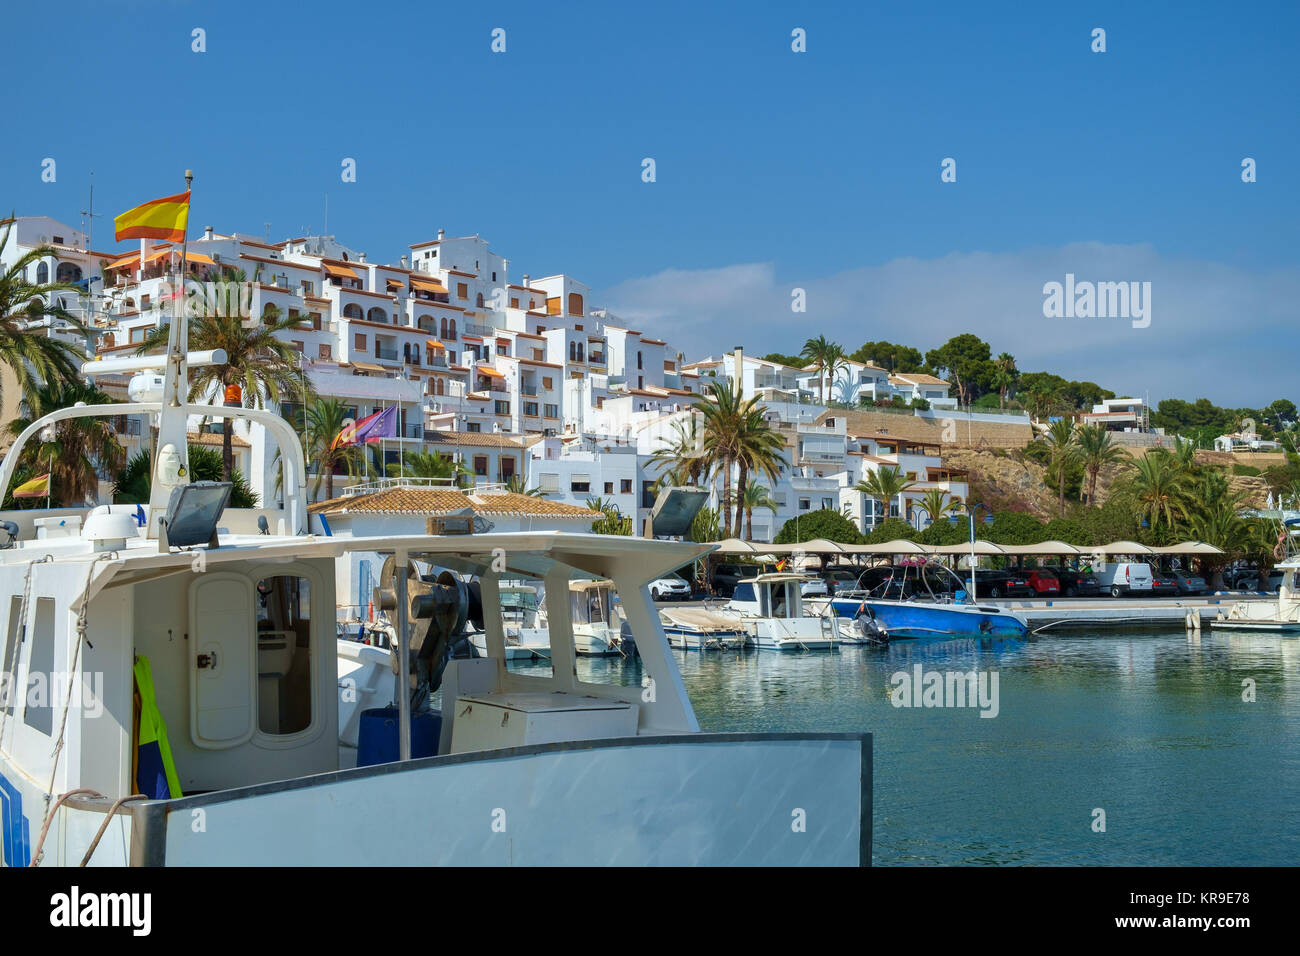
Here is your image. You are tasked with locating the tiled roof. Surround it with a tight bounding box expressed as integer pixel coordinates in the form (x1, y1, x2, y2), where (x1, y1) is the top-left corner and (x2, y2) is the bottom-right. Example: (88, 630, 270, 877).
(189, 431, 251, 449)
(308, 486, 599, 519)
(890, 373, 949, 386)
(425, 431, 527, 448)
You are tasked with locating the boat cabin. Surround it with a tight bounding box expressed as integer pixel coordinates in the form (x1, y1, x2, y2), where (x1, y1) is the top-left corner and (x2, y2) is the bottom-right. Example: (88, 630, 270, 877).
(726, 573, 809, 620)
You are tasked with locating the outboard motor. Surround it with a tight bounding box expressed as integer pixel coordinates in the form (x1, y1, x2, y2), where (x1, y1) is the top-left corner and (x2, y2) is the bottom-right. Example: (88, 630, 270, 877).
(854, 606, 890, 645)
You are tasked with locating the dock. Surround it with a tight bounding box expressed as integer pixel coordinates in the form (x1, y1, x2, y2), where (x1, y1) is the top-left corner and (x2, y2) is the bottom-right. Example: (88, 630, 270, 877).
(993, 595, 1276, 633)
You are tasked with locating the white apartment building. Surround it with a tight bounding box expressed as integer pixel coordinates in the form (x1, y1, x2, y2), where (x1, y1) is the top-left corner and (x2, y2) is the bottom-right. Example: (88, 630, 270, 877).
(5, 212, 971, 536)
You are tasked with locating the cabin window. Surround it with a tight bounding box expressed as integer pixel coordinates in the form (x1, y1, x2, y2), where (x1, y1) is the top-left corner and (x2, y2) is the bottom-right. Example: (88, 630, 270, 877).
(771, 583, 789, 619)
(23, 598, 56, 735)
(2, 596, 21, 716)
(732, 582, 755, 603)
(254, 575, 315, 736)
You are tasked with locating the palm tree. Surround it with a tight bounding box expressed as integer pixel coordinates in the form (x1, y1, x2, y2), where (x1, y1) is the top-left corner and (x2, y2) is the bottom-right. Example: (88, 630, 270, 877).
(7, 379, 124, 507)
(1131, 450, 1192, 533)
(1170, 435, 1198, 473)
(587, 496, 631, 535)
(916, 488, 960, 526)
(731, 405, 786, 536)
(648, 415, 712, 488)
(0, 219, 90, 410)
(823, 343, 850, 405)
(855, 466, 917, 528)
(392, 450, 471, 485)
(1043, 418, 1078, 516)
(741, 482, 779, 541)
(137, 303, 309, 481)
(504, 474, 545, 496)
(301, 397, 362, 500)
(1074, 423, 1127, 506)
(799, 335, 840, 404)
(695, 380, 747, 536)
(991, 352, 1018, 409)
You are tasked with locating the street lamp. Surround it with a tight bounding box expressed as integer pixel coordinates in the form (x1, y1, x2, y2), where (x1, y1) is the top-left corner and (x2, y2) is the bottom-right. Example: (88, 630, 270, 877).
(949, 503, 993, 600)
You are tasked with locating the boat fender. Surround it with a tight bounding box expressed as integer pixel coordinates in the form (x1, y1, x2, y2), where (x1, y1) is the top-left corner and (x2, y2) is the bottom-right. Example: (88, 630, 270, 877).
(978, 618, 994, 635)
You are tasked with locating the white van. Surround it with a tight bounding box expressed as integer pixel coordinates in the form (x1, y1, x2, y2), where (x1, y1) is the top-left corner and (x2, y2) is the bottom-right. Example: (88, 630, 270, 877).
(1095, 562, 1154, 598)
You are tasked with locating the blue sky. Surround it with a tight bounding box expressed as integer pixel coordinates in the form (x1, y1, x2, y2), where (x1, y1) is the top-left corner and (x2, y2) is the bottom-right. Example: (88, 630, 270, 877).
(7, 1, 1298, 404)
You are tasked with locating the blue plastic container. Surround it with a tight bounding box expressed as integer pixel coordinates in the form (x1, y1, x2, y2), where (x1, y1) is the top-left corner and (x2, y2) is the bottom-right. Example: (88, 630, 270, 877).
(357, 706, 442, 766)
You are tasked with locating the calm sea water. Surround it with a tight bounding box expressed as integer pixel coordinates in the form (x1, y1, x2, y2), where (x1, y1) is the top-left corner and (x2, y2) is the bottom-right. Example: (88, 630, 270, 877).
(520, 631, 1300, 866)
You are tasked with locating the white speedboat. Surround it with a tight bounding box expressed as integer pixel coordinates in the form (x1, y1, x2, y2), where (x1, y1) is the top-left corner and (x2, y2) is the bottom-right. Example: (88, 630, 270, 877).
(468, 582, 551, 660)
(720, 573, 840, 651)
(521, 579, 629, 657)
(0, 310, 868, 866)
(1211, 523, 1300, 633)
(658, 606, 748, 650)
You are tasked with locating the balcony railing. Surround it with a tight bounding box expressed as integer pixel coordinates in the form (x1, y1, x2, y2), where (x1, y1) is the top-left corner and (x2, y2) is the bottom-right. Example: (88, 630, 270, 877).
(375, 347, 399, 361)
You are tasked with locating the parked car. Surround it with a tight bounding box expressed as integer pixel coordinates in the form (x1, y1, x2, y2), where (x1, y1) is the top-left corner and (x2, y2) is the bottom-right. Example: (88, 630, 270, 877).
(1024, 570, 1061, 596)
(1043, 565, 1101, 597)
(650, 575, 692, 601)
(822, 567, 865, 595)
(800, 576, 829, 598)
(710, 563, 771, 597)
(1170, 572, 1208, 596)
(971, 568, 1034, 598)
(1150, 570, 1181, 597)
(1222, 565, 1259, 589)
(1095, 562, 1154, 598)
(1239, 569, 1284, 592)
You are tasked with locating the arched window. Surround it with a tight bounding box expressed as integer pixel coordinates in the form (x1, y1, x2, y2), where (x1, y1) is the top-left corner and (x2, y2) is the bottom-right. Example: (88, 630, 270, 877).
(447, 319, 456, 340)
(569, 341, 576, 362)
(367, 306, 388, 324)
(36, 262, 48, 284)
(476, 292, 484, 308)
(577, 343, 585, 362)
(262, 303, 280, 322)
(343, 303, 363, 320)
(436, 378, 445, 396)
(440, 316, 448, 338)
(56, 262, 82, 283)
(419, 314, 434, 333)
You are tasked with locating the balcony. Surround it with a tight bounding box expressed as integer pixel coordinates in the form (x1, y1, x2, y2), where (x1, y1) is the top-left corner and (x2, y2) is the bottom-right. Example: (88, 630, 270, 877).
(375, 347, 399, 361)
(521, 385, 538, 396)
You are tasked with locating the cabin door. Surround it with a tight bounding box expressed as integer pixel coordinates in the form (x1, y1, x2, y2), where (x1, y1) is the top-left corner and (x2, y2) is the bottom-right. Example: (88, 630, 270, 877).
(188, 573, 257, 749)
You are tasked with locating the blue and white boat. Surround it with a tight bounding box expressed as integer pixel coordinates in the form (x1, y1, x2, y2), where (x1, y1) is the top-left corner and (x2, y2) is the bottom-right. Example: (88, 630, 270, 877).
(815, 564, 1028, 641)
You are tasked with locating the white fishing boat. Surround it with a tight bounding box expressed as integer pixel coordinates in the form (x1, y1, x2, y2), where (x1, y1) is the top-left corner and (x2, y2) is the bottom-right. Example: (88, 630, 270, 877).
(520, 579, 629, 657)
(720, 573, 841, 651)
(0, 302, 869, 866)
(658, 606, 748, 650)
(1210, 521, 1300, 633)
(467, 582, 550, 660)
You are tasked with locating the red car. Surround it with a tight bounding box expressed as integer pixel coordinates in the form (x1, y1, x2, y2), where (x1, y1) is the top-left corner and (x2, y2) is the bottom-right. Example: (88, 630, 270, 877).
(1024, 570, 1060, 595)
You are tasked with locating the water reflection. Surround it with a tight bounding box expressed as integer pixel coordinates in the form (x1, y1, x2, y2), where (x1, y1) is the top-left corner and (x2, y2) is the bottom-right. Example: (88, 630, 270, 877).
(515, 630, 1299, 865)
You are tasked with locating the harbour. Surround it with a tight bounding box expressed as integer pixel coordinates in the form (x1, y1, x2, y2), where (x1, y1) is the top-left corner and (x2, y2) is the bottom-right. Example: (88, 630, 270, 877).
(514, 626, 1300, 866)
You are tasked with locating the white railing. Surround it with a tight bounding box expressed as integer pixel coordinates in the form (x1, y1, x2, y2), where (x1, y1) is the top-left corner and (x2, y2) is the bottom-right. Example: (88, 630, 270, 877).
(342, 476, 508, 496)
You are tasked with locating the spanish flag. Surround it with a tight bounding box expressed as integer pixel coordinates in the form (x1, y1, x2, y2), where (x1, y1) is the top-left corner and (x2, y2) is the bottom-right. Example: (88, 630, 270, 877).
(12, 473, 50, 498)
(775, 557, 789, 571)
(114, 190, 190, 243)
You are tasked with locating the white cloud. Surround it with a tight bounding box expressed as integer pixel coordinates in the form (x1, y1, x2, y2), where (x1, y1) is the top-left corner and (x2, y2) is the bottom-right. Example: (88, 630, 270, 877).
(598, 243, 1300, 406)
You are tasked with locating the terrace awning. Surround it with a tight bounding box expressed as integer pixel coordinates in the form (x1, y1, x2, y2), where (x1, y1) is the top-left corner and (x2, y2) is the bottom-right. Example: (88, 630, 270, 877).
(711, 538, 756, 554)
(324, 262, 361, 280)
(476, 365, 505, 379)
(410, 277, 449, 294)
(841, 540, 930, 555)
(425, 339, 446, 350)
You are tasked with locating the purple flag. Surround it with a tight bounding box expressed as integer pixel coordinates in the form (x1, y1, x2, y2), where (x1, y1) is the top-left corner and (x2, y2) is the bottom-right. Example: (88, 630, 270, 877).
(349, 405, 398, 445)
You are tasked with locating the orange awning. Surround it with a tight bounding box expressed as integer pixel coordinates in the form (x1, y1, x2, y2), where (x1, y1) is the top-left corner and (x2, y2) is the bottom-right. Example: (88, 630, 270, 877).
(426, 339, 446, 350)
(476, 365, 504, 379)
(107, 255, 139, 270)
(410, 276, 448, 294)
(385, 277, 404, 289)
(323, 262, 361, 280)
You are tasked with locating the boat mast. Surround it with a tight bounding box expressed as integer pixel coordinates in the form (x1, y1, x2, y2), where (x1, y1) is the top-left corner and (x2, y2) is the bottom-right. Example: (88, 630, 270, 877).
(147, 169, 195, 530)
